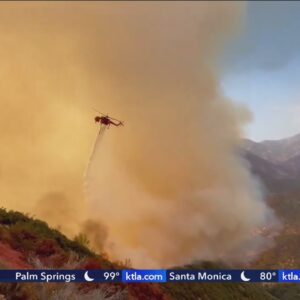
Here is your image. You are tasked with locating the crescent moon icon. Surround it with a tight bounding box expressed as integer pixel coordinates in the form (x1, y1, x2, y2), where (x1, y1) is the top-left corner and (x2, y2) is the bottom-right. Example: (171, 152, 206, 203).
(84, 271, 94, 282)
(240, 271, 251, 282)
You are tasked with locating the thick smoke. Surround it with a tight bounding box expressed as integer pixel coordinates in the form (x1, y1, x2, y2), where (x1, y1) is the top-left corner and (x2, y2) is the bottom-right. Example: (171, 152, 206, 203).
(0, 2, 278, 267)
(84, 3, 278, 267)
(79, 219, 108, 253)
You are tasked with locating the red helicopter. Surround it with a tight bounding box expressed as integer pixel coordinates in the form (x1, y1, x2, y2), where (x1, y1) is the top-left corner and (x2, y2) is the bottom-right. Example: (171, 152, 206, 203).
(94, 110, 124, 128)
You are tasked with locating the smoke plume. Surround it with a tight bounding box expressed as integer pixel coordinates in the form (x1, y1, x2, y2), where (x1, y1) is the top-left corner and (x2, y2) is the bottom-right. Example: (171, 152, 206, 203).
(0, 2, 278, 267)
(84, 3, 278, 267)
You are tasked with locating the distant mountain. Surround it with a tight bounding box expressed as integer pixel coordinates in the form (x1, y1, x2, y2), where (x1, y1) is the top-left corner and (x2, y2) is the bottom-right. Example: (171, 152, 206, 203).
(243, 133, 300, 194)
(282, 153, 300, 178)
(244, 133, 300, 164)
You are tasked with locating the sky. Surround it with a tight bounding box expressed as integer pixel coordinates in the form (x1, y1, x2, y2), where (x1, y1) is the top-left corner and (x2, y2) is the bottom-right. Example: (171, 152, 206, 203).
(221, 2, 300, 142)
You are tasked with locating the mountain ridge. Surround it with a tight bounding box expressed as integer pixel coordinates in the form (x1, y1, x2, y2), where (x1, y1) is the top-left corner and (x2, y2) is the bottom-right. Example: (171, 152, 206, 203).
(243, 133, 300, 194)
(244, 133, 300, 164)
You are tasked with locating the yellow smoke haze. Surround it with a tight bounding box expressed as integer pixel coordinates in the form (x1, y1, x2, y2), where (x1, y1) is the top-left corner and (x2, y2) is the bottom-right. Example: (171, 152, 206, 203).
(0, 2, 277, 267)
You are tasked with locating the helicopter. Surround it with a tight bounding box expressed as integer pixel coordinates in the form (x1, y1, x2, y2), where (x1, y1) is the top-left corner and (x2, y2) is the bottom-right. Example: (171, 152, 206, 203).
(93, 109, 124, 128)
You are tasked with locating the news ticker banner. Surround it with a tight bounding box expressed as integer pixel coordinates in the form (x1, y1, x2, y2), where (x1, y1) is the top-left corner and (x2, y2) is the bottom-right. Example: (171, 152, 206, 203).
(0, 270, 299, 283)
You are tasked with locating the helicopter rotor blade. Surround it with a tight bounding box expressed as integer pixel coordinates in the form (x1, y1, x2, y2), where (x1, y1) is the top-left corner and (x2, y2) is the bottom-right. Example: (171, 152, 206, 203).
(109, 116, 123, 122)
(92, 108, 107, 116)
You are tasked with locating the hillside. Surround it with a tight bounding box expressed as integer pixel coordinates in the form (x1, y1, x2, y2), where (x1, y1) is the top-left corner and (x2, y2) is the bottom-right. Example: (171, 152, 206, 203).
(253, 191, 300, 270)
(242, 134, 300, 299)
(0, 208, 282, 300)
(243, 134, 300, 271)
